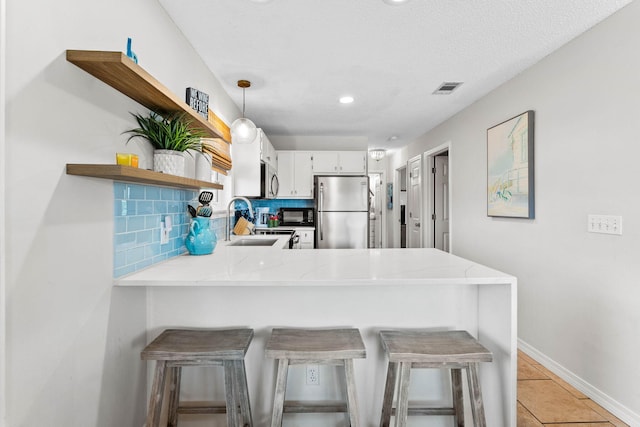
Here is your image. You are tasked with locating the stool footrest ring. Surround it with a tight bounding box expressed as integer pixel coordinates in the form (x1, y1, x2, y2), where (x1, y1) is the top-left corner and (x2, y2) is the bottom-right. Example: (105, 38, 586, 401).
(177, 402, 239, 415)
(391, 406, 456, 416)
(283, 400, 348, 413)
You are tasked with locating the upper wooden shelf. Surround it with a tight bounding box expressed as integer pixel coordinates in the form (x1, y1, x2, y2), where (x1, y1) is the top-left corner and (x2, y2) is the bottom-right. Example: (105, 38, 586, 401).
(66, 50, 231, 142)
(66, 164, 223, 190)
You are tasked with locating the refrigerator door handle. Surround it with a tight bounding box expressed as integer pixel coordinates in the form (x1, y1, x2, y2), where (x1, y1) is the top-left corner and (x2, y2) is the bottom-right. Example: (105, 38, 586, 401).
(319, 183, 324, 241)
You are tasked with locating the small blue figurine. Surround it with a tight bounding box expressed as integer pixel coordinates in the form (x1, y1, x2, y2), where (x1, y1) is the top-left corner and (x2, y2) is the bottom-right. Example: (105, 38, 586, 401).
(126, 38, 138, 64)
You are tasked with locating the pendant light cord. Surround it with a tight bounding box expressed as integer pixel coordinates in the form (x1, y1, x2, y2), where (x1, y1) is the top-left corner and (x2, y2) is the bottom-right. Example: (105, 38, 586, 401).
(242, 87, 246, 118)
(237, 79, 251, 119)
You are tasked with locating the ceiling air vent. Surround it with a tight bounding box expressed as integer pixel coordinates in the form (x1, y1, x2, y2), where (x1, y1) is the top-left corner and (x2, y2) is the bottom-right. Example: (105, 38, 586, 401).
(433, 82, 463, 95)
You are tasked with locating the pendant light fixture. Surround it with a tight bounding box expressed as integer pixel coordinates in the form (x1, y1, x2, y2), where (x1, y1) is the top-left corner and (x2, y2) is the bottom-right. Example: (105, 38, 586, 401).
(230, 80, 258, 144)
(369, 149, 386, 161)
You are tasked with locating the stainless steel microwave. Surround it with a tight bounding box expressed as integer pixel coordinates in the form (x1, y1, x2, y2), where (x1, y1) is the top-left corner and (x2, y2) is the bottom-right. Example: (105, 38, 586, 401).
(260, 163, 279, 199)
(279, 207, 314, 226)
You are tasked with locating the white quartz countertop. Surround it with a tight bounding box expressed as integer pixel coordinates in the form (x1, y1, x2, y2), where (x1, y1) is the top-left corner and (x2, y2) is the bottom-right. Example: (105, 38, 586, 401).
(117, 235, 515, 287)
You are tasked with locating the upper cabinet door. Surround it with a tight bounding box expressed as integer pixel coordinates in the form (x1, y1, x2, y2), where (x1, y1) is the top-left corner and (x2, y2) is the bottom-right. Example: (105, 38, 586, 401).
(277, 151, 295, 197)
(275, 151, 313, 199)
(312, 151, 366, 175)
(259, 131, 277, 170)
(338, 151, 367, 174)
(293, 152, 313, 198)
(312, 152, 339, 174)
(231, 133, 261, 197)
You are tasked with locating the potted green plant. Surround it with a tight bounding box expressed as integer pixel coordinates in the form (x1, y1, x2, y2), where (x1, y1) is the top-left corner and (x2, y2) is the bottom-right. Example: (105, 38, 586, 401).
(124, 111, 205, 177)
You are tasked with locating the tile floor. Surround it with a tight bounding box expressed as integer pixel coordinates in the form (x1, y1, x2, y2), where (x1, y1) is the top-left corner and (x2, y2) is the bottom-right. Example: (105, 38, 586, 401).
(517, 350, 628, 426)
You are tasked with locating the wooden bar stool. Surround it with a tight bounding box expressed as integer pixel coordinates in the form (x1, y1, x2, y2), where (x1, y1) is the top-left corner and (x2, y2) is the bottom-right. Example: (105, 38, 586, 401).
(379, 329, 493, 427)
(265, 327, 366, 427)
(141, 328, 254, 427)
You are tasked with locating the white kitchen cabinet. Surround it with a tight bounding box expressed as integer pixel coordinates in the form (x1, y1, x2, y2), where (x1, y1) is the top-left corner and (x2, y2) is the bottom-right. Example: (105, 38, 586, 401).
(260, 133, 277, 169)
(295, 228, 315, 249)
(338, 151, 367, 174)
(312, 151, 367, 175)
(232, 128, 276, 197)
(276, 151, 313, 198)
(311, 151, 339, 174)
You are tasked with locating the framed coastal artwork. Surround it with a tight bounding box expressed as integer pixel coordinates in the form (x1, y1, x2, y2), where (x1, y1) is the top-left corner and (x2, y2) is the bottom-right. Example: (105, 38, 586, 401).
(487, 110, 535, 218)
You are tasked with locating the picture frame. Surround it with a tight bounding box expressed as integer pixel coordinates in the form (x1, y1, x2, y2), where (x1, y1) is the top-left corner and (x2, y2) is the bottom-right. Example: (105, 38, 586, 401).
(487, 110, 535, 218)
(185, 87, 209, 119)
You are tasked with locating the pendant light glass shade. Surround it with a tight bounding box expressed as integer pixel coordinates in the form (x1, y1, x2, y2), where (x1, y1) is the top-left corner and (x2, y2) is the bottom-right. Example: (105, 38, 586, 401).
(369, 149, 386, 161)
(230, 79, 257, 144)
(231, 117, 257, 144)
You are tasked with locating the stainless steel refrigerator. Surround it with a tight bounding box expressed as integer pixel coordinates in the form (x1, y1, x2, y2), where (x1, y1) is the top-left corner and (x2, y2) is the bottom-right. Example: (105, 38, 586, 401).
(315, 175, 369, 249)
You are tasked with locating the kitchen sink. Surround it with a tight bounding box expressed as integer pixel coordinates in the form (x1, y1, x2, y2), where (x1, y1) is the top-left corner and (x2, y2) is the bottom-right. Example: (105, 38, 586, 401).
(228, 238, 279, 247)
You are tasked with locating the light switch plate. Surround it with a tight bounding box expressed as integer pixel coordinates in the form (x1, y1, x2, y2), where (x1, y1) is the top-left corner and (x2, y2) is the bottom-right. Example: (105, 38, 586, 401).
(588, 214, 622, 235)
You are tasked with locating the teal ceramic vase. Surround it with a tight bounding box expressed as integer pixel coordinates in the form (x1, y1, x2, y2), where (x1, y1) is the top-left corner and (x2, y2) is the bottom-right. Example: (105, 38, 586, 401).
(185, 217, 216, 255)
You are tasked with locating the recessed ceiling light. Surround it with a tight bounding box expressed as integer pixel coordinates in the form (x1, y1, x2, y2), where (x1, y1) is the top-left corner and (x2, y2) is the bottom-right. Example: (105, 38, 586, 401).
(382, 0, 410, 5)
(339, 96, 354, 104)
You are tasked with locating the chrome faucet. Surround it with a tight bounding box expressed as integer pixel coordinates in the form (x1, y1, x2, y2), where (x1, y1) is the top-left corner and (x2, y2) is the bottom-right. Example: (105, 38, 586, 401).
(225, 196, 255, 241)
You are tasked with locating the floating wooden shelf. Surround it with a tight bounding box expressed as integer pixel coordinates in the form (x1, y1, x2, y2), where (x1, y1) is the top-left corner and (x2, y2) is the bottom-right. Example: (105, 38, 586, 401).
(66, 164, 223, 190)
(66, 50, 231, 143)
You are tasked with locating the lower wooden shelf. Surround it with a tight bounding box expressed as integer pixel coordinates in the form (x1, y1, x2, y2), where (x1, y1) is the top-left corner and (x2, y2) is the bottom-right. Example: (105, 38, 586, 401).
(66, 164, 223, 190)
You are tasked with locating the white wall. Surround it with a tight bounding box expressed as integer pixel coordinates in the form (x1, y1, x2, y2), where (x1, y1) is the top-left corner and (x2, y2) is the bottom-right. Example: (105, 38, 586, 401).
(405, 2, 640, 422)
(0, 0, 7, 423)
(3, 0, 240, 425)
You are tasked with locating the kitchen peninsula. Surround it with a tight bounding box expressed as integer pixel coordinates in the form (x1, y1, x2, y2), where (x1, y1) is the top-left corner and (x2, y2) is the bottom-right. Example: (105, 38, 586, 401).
(119, 238, 517, 426)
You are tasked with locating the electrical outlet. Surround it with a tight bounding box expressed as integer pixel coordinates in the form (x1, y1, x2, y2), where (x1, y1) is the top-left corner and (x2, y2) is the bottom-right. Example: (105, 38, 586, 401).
(588, 214, 622, 235)
(160, 222, 169, 244)
(160, 215, 172, 244)
(306, 364, 319, 385)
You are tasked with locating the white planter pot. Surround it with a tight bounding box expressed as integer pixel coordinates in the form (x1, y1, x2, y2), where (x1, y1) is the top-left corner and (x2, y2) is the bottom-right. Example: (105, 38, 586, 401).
(153, 150, 186, 177)
(195, 152, 213, 182)
(185, 150, 197, 180)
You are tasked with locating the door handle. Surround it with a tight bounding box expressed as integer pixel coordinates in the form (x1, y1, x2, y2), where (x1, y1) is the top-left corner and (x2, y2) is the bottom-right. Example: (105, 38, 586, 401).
(415, 222, 421, 227)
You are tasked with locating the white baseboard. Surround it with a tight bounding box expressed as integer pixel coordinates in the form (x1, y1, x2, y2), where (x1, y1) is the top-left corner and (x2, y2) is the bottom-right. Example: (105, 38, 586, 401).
(518, 339, 640, 427)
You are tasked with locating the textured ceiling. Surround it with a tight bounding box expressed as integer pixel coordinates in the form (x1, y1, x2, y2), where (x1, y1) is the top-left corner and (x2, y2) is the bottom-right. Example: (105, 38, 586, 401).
(159, 0, 631, 150)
